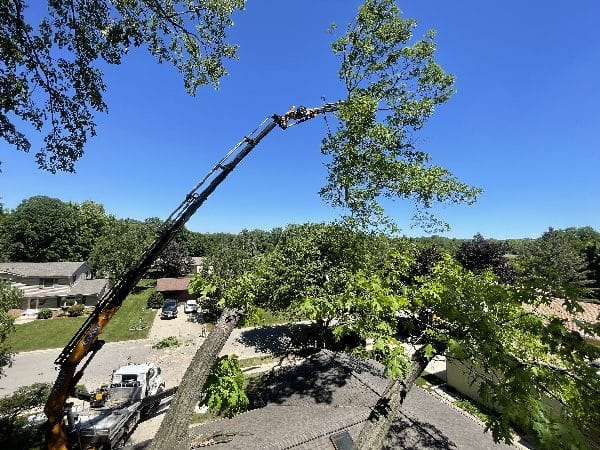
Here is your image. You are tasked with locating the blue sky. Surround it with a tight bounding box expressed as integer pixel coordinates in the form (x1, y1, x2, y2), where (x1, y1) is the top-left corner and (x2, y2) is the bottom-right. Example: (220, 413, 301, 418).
(1, 0, 599, 239)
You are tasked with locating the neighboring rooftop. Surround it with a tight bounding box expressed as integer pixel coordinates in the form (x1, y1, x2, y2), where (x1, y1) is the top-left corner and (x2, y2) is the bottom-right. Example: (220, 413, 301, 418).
(188, 350, 515, 449)
(0, 262, 87, 278)
(533, 298, 600, 341)
(155, 277, 191, 292)
(69, 278, 110, 296)
(190, 257, 204, 266)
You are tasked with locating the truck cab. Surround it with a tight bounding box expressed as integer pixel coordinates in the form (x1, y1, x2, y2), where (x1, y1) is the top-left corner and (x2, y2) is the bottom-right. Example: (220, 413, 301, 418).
(69, 363, 166, 449)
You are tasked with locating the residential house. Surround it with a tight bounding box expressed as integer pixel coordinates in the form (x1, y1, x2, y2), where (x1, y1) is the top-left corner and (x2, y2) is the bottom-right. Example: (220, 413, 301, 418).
(0, 262, 110, 312)
(531, 298, 600, 344)
(155, 277, 195, 302)
(189, 257, 205, 274)
(447, 298, 600, 413)
(187, 350, 513, 449)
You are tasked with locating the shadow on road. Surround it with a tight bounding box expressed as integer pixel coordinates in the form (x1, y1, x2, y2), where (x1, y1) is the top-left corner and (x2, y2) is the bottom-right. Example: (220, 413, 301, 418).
(237, 323, 319, 357)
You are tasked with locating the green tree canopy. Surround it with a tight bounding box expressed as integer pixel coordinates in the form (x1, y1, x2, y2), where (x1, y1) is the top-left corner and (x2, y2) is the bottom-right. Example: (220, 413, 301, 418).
(321, 0, 480, 230)
(455, 233, 516, 284)
(88, 217, 155, 279)
(348, 252, 600, 449)
(255, 222, 390, 314)
(1, 196, 108, 262)
(0, 279, 21, 377)
(1, 0, 245, 172)
(154, 238, 193, 277)
(517, 228, 592, 309)
(2, 196, 80, 261)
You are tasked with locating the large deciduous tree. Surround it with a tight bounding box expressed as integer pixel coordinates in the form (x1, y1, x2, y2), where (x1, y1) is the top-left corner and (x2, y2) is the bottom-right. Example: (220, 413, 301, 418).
(88, 217, 155, 279)
(1, 196, 108, 262)
(455, 233, 516, 284)
(154, 238, 193, 277)
(1, 0, 245, 172)
(349, 252, 600, 449)
(321, 0, 479, 230)
(2, 196, 80, 261)
(254, 230, 600, 448)
(0, 279, 21, 377)
(152, 1, 482, 448)
(517, 228, 592, 309)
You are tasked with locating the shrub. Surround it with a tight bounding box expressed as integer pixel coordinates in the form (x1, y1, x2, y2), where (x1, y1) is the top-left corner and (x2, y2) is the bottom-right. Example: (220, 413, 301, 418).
(203, 355, 248, 418)
(37, 308, 52, 320)
(0, 383, 51, 422)
(147, 290, 164, 309)
(67, 304, 85, 317)
(152, 336, 180, 349)
(0, 383, 50, 449)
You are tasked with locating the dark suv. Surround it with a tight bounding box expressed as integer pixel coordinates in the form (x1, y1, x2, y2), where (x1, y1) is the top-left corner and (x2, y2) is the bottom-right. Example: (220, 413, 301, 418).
(161, 299, 178, 319)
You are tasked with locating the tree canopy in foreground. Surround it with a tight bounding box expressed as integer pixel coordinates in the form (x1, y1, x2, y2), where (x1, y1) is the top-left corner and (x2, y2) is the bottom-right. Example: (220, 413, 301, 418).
(1, 0, 245, 172)
(151, 3, 597, 450)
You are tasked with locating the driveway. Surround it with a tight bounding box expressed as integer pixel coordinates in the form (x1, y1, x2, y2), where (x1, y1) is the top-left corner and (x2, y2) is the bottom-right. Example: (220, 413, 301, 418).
(148, 304, 204, 341)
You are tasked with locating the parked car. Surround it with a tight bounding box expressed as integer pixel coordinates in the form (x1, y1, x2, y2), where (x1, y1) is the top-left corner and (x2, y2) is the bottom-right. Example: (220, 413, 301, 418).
(184, 299, 198, 314)
(161, 299, 178, 319)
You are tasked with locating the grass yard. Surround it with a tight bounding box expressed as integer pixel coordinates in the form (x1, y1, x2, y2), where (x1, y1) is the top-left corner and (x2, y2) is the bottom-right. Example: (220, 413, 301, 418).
(236, 307, 291, 328)
(6, 287, 156, 353)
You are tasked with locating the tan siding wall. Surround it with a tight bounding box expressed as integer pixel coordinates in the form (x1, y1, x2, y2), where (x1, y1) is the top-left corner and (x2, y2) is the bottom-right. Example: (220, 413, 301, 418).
(447, 358, 563, 417)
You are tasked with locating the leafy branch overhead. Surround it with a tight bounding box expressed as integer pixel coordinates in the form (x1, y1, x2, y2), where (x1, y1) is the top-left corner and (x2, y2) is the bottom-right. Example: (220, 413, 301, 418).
(1, 0, 245, 172)
(321, 0, 480, 230)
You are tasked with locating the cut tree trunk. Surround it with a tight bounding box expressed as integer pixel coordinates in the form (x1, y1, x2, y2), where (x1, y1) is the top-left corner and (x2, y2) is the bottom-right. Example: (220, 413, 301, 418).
(150, 307, 245, 450)
(354, 346, 433, 450)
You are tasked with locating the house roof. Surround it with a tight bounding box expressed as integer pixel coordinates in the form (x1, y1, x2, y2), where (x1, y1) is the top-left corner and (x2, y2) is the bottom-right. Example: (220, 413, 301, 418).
(155, 277, 191, 292)
(187, 350, 514, 450)
(189, 350, 384, 449)
(69, 279, 110, 296)
(533, 298, 600, 340)
(0, 262, 87, 278)
(6, 277, 109, 299)
(190, 257, 204, 266)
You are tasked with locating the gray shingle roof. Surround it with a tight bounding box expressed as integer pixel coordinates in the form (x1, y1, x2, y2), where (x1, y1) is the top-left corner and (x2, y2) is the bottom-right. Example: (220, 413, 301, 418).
(189, 405, 369, 450)
(255, 349, 389, 408)
(0, 262, 87, 278)
(188, 350, 516, 450)
(189, 350, 389, 449)
(69, 278, 110, 296)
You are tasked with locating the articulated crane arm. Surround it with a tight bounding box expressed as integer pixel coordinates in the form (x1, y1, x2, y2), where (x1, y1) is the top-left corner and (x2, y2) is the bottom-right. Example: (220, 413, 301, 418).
(44, 103, 339, 450)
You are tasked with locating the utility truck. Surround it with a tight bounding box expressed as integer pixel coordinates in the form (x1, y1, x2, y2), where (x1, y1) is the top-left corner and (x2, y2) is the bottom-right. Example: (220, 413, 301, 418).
(66, 362, 173, 449)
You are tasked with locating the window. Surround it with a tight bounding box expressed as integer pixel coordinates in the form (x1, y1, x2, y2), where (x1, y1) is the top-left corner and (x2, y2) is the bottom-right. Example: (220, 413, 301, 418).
(39, 278, 57, 288)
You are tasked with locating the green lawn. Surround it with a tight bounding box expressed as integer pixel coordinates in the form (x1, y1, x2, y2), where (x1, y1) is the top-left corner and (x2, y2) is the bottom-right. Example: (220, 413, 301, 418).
(236, 307, 291, 328)
(6, 288, 156, 353)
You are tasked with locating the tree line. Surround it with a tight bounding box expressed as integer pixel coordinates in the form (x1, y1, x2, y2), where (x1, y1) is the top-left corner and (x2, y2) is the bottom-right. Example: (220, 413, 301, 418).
(1, 195, 598, 299)
(169, 222, 600, 449)
(0, 196, 276, 279)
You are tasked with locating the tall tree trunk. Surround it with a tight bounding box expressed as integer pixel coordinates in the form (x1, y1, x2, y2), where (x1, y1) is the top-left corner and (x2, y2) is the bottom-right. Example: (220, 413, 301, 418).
(150, 307, 245, 450)
(355, 346, 434, 450)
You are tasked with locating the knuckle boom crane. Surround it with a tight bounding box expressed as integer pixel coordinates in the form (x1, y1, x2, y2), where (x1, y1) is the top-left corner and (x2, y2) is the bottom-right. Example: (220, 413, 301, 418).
(44, 104, 339, 450)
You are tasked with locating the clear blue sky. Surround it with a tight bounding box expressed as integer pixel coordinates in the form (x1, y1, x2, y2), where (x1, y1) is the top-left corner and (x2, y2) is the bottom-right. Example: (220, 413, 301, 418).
(1, 0, 599, 239)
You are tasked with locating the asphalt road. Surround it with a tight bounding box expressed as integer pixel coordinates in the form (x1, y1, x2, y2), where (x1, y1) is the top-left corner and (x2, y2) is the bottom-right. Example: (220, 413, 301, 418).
(0, 306, 273, 397)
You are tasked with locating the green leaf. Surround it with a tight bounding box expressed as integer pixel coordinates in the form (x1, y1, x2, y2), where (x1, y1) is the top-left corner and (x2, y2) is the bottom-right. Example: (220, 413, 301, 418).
(423, 343, 435, 359)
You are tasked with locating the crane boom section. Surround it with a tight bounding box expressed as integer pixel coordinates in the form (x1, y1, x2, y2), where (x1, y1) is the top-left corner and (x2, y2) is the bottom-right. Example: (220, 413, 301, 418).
(44, 104, 339, 450)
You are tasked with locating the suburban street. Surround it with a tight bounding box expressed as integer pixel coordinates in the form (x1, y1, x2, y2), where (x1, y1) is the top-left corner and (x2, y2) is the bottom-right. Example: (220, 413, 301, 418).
(0, 305, 276, 396)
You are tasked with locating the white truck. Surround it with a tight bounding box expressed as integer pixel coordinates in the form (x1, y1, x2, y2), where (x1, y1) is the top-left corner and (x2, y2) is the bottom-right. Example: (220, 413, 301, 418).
(66, 363, 173, 449)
